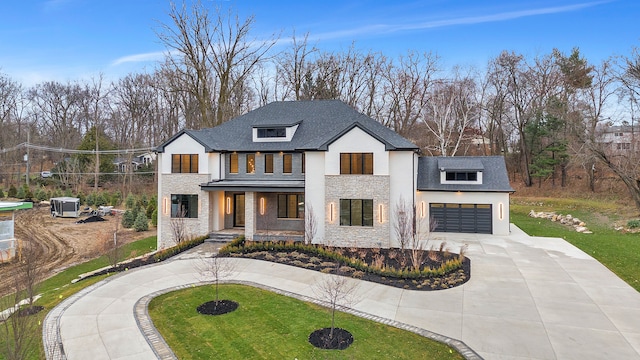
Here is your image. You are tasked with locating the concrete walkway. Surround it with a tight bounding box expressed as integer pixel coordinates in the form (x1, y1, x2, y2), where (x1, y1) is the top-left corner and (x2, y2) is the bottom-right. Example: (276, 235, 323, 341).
(43, 225, 640, 360)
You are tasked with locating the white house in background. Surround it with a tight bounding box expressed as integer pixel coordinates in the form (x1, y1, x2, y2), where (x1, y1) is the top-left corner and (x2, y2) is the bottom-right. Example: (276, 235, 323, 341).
(155, 100, 513, 249)
(0, 201, 33, 262)
(600, 125, 637, 153)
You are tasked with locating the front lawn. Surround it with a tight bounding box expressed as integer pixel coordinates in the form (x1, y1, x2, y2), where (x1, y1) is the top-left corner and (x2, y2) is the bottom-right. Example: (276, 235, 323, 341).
(511, 200, 640, 292)
(149, 284, 464, 360)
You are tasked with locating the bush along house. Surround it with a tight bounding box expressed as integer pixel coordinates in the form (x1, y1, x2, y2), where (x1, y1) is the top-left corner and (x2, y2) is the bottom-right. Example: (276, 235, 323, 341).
(155, 100, 513, 249)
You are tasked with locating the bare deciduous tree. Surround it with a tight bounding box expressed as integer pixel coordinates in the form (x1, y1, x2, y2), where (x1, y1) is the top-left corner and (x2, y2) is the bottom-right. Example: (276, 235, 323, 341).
(312, 268, 359, 340)
(304, 204, 317, 245)
(198, 254, 236, 310)
(169, 207, 188, 245)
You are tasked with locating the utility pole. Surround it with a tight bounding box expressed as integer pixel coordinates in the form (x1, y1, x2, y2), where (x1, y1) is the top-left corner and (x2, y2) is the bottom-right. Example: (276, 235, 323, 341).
(94, 124, 99, 191)
(25, 130, 30, 187)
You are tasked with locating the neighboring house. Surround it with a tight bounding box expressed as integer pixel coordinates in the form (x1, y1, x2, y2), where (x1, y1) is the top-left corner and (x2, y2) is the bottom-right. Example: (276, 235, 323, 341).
(156, 100, 513, 250)
(600, 125, 638, 152)
(113, 153, 156, 173)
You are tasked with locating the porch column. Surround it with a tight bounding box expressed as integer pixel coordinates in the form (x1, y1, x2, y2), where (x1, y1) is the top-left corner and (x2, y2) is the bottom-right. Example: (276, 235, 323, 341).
(244, 192, 255, 240)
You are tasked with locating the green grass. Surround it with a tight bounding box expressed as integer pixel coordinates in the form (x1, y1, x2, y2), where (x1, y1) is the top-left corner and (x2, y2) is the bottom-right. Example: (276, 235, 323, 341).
(511, 202, 640, 292)
(149, 284, 463, 360)
(0, 236, 157, 360)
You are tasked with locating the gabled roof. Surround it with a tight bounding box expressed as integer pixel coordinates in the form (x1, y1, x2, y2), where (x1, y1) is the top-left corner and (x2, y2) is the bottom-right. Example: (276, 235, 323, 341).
(418, 156, 514, 192)
(156, 100, 418, 153)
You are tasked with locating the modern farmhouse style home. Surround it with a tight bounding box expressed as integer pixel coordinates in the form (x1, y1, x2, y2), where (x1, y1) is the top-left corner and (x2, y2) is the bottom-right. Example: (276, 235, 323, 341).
(156, 100, 513, 249)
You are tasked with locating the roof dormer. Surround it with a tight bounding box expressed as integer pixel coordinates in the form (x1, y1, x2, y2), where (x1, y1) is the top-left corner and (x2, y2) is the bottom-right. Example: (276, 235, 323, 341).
(252, 123, 299, 143)
(438, 158, 483, 185)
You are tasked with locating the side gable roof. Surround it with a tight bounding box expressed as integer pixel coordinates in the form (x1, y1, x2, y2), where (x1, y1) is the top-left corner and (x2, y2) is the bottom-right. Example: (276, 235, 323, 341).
(157, 100, 418, 152)
(156, 129, 216, 153)
(417, 156, 514, 192)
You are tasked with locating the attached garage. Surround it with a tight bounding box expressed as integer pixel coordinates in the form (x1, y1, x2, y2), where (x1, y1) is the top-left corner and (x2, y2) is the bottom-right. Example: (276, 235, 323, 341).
(430, 203, 492, 234)
(416, 156, 514, 236)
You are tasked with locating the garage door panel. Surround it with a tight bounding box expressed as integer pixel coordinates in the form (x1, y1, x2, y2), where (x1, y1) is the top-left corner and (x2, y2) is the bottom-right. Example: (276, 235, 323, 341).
(430, 203, 492, 234)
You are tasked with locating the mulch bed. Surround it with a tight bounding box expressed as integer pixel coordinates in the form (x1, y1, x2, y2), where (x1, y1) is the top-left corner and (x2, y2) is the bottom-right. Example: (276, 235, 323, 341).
(308, 327, 354, 350)
(228, 247, 470, 291)
(196, 300, 239, 315)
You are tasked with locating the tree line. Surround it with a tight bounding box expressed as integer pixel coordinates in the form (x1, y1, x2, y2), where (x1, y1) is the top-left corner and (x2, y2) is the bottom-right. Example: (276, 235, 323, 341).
(1, 1, 639, 207)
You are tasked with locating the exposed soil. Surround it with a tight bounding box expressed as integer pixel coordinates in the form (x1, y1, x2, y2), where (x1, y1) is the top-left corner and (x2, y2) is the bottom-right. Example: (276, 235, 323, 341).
(308, 328, 354, 350)
(0, 203, 156, 297)
(196, 300, 239, 315)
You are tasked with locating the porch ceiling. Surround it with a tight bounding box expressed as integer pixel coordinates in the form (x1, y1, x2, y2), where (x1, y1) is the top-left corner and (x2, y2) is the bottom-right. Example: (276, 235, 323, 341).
(201, 179, 305, 193)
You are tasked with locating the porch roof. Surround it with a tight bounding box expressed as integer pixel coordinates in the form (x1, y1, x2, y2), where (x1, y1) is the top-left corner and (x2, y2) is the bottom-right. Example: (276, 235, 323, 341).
(201, 179, 305, 193)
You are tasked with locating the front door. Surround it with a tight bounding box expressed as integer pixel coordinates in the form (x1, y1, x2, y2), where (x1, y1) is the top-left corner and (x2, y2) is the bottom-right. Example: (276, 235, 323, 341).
(234, 194, 245, 227)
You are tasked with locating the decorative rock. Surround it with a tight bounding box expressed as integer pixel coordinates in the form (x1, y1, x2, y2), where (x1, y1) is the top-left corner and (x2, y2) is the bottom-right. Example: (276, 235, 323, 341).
(528, 210, 592, 234)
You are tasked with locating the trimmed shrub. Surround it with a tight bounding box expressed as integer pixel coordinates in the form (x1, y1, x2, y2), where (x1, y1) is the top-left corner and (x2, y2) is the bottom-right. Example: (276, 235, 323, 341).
(628, 219, 640, 229)
(86, 192, 96, 206)
(125, 193, 136, 209)
(94, 192, 108, 207)
(110, 191, 122, 206)
(134, 212, 149, 232)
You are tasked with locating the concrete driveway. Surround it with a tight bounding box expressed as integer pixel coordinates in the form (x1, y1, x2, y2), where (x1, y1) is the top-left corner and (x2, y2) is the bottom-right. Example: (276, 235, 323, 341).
(43, 225, 640, 359)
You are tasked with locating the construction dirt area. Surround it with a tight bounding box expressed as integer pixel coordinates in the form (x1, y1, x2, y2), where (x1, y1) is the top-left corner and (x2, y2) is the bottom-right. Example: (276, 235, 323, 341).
(0, 203, 156, 297)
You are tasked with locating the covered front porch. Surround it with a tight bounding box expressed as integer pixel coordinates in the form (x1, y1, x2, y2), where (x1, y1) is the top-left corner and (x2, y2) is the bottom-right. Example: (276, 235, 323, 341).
(202, 179, 305, 242)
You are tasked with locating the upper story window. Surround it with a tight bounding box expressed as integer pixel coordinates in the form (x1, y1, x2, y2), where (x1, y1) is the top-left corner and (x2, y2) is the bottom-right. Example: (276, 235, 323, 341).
(446, 171, 477, 181)
(230, 153, 238, 173)
(246, 154, 255, 174)
(257, 128, 286, 138)
(340, 153, 373, 174)
(264, 154, 274, 174)
(283, 154, 292, 174)
(171, 154, 198, 173)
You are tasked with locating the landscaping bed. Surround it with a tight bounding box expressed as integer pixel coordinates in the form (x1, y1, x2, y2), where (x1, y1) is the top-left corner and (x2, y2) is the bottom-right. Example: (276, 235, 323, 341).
(220, 239, 470, 291)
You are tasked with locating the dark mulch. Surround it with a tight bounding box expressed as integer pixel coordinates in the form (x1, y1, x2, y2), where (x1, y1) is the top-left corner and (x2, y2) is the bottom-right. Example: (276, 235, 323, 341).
(308, 327, 354, 350)
(15, 305, 44, 317)
(196, 300, 239, 315)
(230, 247, 470, 291)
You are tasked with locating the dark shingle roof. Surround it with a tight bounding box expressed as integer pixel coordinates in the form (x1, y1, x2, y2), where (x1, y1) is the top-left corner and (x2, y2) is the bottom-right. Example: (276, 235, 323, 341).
(157, 100, 418, 152)
(417, 156, 514, 192)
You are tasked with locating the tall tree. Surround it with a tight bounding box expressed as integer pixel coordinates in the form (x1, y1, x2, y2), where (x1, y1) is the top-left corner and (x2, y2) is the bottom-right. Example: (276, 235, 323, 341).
(157, 1, 277, 128)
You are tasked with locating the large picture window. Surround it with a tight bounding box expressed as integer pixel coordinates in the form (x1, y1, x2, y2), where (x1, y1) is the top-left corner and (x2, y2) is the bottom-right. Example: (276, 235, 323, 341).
(229, 153, 238, 173)
(171, 194, 198, 218)
(171, 154, 198, 173)
(257, 127, 286, 138)
(340, 199, 373, 226)
(278, 194, 304, 218)
(264, 154, 274, 174)
(340, 153, 373, 174)
(283, 154, 292, 174)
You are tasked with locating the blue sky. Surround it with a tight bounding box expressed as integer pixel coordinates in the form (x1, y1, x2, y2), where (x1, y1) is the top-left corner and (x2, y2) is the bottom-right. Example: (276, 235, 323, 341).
(0, 0, 638, 86)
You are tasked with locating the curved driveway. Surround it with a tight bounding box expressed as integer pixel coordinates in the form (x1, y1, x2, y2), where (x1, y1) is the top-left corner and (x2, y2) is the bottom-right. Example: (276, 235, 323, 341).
(44, 226, 640, 360)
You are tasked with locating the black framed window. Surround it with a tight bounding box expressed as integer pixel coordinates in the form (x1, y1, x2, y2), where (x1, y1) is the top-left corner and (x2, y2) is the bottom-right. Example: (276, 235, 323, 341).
(301, 153, 305, 173)
(171, 154, 198, 173)
(283, 154, 292, 174)
(171, 194, 198, 218)
(277, 194, 304, 218)
(229, 153, 238, 173)
(340, 153, 373, 174)
(340, 199, 373, 226)
(264, 153, 274, 174)
(257, 128, 286, 138)
(246, 154, 255, 174)
(445, 171, 478, 181)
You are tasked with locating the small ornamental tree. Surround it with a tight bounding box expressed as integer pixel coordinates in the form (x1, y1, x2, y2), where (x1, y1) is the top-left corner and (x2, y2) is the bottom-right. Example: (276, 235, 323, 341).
(15, 186, 25, 199)
(121, 209, 135, 228)
(125, 193, 136, 209)
(7, 184, 17, 198)
(133, 212, 149, 232)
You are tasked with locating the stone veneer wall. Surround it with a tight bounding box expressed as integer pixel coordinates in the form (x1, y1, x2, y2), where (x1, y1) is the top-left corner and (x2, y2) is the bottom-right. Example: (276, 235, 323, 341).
(159, 174, 210, 249)
(324, 175, 390, 248)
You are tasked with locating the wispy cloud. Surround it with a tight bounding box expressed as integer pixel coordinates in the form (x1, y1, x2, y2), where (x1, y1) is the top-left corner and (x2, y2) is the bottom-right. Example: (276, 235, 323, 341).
(110, 51, 169, 66)
(311, 1, 608, 41)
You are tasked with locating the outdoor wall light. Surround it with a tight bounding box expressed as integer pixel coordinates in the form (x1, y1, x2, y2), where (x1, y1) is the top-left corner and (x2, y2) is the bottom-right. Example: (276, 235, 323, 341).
(226, 197, 231, 214)
(499, 203, 504, 220)
(378, 204, 383, 223)
(162, 197, 169, 215)
(260, 197, 265, 215)
(329, 203, 334, 223)
(420, 201, 426, 218)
